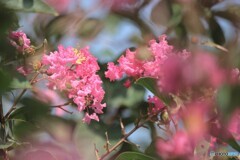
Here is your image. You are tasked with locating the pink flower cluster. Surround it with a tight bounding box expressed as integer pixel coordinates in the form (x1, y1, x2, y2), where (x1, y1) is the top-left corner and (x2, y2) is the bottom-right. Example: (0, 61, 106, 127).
(42, 45, 106, 124)
(105, 35, 228, 94)
(105, 35, 190, 92)
(9, 31, 31, 53)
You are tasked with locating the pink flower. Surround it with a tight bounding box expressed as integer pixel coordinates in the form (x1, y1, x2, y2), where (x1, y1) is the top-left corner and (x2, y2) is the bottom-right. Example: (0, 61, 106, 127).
(9, 31, 31, 53)
(230, 68, 240, 84)
(123, 79, 131, 88)
(17, 66, 31, 76)
(156, 131, 194, 160)
(82, 113, 99, 124)
(147, 96, 164, 116)
(44, 0, 70, 13)
(105, 62, 123, 81)
(228, 109, 240, 140)
(42, 45, 106, 123)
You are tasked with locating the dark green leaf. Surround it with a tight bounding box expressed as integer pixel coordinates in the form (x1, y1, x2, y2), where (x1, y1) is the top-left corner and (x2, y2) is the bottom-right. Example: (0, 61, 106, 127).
(23, 0, 33, 8)
(216, 85, 240, 119)
(1, 0, 58, 15)
(115, 152, 155, 160)
(8, 98, 50, 120)
(227, 136, 240, 152)
(209, 17, 225, 45)
(104, 80, 145, 108)
(135, 77, 171, 105)
(0, 69, 12, 93)
(0, 141, 14, 149)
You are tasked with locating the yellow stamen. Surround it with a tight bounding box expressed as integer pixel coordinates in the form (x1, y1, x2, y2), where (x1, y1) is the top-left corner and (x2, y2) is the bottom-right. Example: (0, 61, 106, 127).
(73, 48, 86, 64)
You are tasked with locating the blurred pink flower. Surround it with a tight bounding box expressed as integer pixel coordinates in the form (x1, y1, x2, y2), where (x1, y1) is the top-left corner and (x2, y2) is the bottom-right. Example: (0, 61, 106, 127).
(9, 30, 31, 53)
(123, 79, 131, 88)
(228, 109, 240, 140)
(182, 101, 210, 143)
(230, 68, 240, 84)
(44, 0, 70, 13)
(156, 131, 194, 160)
(42, 45, 106, 123)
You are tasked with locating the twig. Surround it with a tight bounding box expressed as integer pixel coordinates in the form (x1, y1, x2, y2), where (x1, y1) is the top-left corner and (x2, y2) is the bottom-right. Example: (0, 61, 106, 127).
(99, 117, 151, 160)
(51, 102, 73, 114)
(95, 144, 100, 160)
(104, 132, 111, 152)
(4, 72, 40, 120)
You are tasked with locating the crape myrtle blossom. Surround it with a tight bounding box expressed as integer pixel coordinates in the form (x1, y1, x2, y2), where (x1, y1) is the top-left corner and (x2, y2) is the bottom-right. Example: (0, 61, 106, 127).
(9, 30, 32, 54)
(105, 35, 192, 93)
(105, 35, 228, 95)
(42, 45, 106, 124)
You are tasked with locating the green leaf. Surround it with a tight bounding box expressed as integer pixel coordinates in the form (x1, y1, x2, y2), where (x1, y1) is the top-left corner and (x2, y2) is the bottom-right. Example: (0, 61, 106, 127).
(216, 85, 240, 120)
(0, 69, 12, 93)
(9, 78, 32, 89)
(115, 152, 155, 160)
(227, 136, 240, 152)
(0, 141, 14, 149)
(104, 80, 145, 108)
(135, 77, 171, 105)
(1, 0, 58, 15)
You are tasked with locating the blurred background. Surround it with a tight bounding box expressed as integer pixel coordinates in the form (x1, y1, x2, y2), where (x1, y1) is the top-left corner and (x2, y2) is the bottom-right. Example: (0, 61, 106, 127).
(1, 0, 240, 159)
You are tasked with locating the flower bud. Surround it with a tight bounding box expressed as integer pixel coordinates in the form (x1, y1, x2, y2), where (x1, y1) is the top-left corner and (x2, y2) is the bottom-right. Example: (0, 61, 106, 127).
(160, 109, 170, 124)
(32, 61, 42, 71)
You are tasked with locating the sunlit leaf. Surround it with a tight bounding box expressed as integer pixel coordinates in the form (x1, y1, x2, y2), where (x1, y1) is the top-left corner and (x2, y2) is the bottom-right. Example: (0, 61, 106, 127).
(115, 152, 155, 160)
(9, 78, 32, 89)
(1, 0, 58, 15)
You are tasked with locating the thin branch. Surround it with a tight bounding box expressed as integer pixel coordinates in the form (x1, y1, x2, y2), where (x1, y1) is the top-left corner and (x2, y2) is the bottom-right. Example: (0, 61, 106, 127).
(4, 72, 40, 120)
(104, 132, 111, 152)
(99, 117, 151, 160)
(94, 144, 100, 160)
